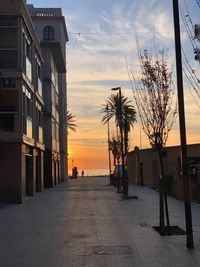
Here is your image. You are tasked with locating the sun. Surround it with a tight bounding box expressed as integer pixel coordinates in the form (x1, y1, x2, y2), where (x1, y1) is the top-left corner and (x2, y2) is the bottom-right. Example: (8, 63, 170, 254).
(67, 147, 72, 158)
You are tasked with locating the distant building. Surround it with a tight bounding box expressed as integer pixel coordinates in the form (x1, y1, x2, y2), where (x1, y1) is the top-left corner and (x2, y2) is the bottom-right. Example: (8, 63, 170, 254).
(0, 0, 68, 203)
(127, 144, 200, 201)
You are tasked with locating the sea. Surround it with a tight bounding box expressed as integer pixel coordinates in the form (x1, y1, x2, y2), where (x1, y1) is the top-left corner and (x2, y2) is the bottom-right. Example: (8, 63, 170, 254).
(83, 169, 109, 177)
(69, 169, 109, 177)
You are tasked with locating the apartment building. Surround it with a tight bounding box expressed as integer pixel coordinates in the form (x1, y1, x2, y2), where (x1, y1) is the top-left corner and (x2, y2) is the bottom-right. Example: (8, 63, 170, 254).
(0, 0, 68, 203)
(28, 4, 68, 187)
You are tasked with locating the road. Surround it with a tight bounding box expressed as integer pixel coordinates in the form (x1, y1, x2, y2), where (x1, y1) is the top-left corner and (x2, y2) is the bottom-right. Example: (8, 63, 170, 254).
(0, 176, 200, 266)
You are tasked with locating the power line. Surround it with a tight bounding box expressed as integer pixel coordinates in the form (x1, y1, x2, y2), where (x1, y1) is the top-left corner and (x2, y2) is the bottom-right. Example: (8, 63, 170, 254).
(182, 48, 200, 87)
(180, 3, 200, 104)
(68, 30, 186, 36)
(183, 67, 200, 107)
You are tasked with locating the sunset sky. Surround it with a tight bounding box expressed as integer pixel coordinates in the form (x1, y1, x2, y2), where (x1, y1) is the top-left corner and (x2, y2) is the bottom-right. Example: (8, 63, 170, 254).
(29, 0, 200, 172)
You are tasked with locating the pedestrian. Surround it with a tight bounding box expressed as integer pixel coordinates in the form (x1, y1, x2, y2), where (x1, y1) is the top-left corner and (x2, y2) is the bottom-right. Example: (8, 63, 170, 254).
(81, 170, 84, 177)
(73, 167, 78, 179)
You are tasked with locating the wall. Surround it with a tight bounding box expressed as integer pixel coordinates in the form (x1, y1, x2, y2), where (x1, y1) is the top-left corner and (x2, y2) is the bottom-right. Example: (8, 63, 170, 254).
(0, 143, 22, 203)
(127, 144, 200, 200)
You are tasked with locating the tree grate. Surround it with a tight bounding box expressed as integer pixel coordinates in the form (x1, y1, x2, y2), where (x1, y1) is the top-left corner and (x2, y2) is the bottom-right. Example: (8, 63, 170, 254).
(153, 225, 186, 236)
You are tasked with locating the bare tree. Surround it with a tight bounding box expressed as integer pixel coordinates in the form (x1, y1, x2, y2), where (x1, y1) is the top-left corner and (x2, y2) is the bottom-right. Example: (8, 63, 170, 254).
(127, 46, 177, 233)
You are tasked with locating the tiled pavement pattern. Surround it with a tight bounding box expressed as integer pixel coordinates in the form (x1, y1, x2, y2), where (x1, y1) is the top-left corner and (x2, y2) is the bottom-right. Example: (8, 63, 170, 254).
(1, 176, 200, 267)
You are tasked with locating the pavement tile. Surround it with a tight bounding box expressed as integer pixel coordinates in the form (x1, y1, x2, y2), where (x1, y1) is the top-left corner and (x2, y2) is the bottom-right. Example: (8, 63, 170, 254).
(0, 176, 200, 267)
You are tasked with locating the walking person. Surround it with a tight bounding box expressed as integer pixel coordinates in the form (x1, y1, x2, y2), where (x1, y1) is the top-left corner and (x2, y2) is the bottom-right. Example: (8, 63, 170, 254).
(81, 170, 84, 178)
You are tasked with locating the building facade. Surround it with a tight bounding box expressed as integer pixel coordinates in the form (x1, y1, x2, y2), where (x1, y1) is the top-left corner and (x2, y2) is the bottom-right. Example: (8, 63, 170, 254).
(28, 5, 68, 187)
(0, 0, 68, 203)
(127, 144, 200, 201)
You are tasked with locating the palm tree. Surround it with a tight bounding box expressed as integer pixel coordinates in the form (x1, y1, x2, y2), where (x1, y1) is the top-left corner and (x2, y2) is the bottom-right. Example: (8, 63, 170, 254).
(101, 93, 137, 195)
(101, 93, 136, 156)
(109, 136, 121, 166)
(67, 110, 77, 134)
(123, 105, 137, 156)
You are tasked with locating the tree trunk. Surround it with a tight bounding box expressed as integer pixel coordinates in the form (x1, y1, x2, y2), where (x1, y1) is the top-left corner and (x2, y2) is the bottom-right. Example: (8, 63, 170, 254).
(158, 148, 170, 229)
(117, 157, 121, 193)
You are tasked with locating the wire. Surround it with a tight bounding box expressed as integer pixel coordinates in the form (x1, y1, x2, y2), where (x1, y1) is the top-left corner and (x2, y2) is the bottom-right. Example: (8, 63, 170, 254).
(183, 68, 200, 108)
(181, 10, 196, 51)
(182, 48, 200, 87)
(180, 3, 200, 104)
(68, 30, 186, 36)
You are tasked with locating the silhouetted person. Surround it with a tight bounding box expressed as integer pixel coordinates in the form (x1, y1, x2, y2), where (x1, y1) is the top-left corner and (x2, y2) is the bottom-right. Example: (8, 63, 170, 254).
(81, 170, 84, 177)
(72, 167, 78, 179)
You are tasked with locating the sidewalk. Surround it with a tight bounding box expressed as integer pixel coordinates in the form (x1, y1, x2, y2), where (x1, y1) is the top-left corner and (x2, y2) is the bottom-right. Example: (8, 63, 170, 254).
(0, 176, 200, 267)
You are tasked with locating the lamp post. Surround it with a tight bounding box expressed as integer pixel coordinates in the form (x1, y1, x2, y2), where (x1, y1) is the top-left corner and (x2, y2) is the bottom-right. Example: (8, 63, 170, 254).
(172, 0, 194, 248)
(111, 87, 126, 194)
(106, 104, 112, 184)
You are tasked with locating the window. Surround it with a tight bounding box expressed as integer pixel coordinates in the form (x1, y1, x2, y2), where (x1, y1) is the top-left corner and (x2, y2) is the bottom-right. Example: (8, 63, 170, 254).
(0, 50, 18, 69)
(36, 101, 43, 143)
(0, 78, 16, 88)
(0, 113, 14, 132)
(22, 32, 32, 81)
(36, 102, 43, 127)
(35, 54, 42, 96)
(43, 26, 55, 41)
(22, 85, 33, 137)
(0, 28, 17, 49)
(51, 62, 58, 90)
(22, 85, 32, 118)
(0, 16, 18, 26)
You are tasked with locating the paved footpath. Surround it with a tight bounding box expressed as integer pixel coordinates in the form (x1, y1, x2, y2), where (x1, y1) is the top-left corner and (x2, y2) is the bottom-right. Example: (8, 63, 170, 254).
(1, 176, 200, 267)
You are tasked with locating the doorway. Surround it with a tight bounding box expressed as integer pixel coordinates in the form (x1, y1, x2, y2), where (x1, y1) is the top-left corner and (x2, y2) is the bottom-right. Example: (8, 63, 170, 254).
(26, 154, 33, 196)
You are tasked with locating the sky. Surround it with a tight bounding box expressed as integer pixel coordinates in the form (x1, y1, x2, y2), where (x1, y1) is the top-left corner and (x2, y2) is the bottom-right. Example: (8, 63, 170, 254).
(28, 0, 200, 172)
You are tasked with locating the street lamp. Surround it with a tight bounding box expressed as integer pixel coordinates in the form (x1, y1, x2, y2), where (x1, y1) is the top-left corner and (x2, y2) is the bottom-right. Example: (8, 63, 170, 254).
(106, 104, 112, 184)
(111, 87, 126, 194)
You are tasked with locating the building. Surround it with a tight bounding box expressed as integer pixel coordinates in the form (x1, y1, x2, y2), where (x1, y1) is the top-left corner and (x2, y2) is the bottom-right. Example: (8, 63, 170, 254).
(0, 0, 68, 203)
(127, 144, 200, 201)
(27, 4, 68, 187)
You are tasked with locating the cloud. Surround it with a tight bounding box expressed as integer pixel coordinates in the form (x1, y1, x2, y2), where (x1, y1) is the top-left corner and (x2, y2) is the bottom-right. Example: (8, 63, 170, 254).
(62, 0, 200, 168)
(149, 12, 174, 40)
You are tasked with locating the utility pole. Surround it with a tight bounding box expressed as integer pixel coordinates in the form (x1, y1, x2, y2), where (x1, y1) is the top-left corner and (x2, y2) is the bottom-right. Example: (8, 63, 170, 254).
(172, 0, 194, 248)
